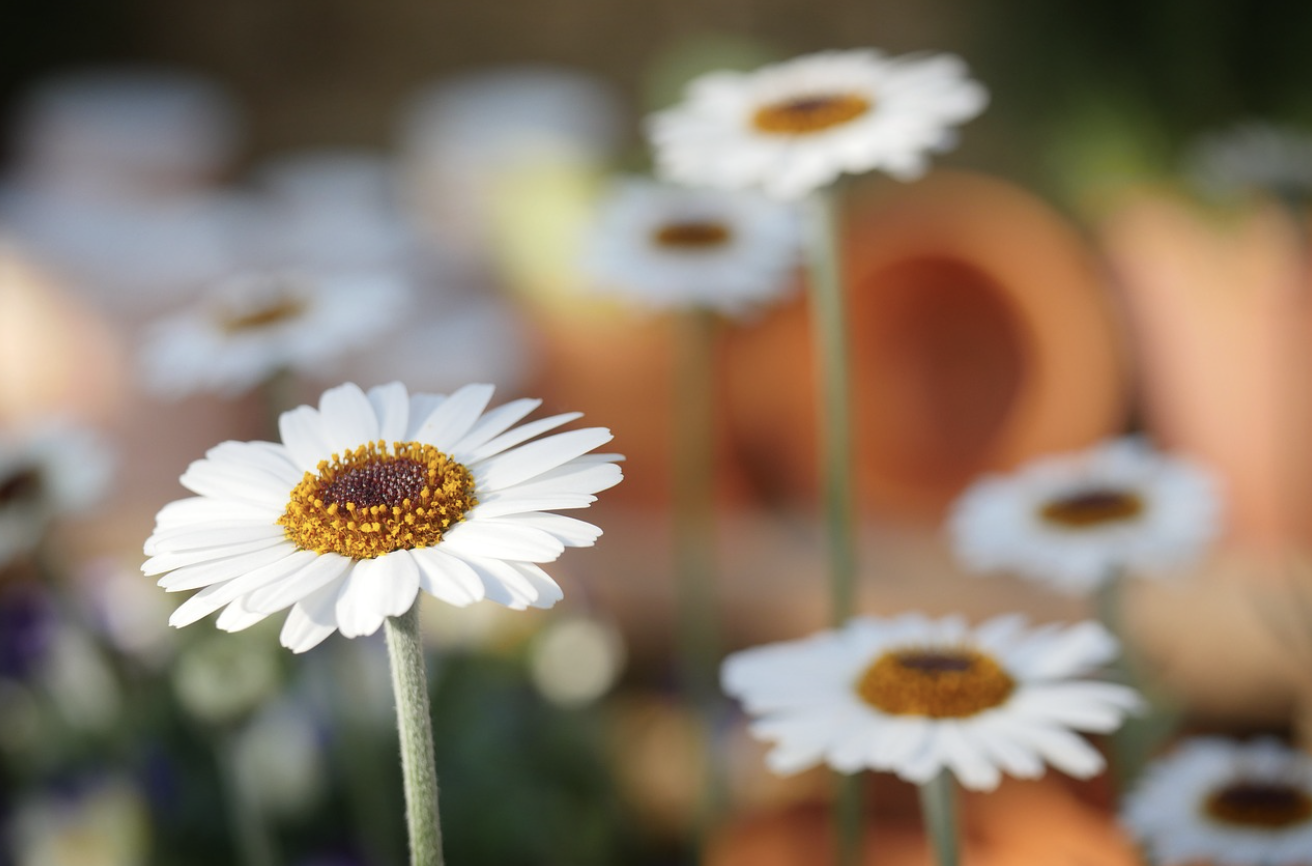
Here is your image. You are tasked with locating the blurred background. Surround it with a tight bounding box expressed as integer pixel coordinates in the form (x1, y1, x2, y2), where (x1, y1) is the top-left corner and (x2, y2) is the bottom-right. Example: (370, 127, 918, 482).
(5, 1, 1312, 864)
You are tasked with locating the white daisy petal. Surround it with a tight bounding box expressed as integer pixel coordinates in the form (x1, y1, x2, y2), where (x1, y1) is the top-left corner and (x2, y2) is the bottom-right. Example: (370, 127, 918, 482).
(440, 520, 566, 562)
(449, 398, 542, 454)
(413, 383, 496, 452)
(722, 613, 1139, 790)
(411, 547, 485, 606)
(216, 595, 271, 632)
(367, 382, 411, 443)
(280, 577, 348, 653)
(460, 412, 585, 463)
(156, 543, 298, 591)
(334, 556, 419, 639)
(476, 429, 616, 490)
(318, 383, 380, 453)
(144, 536, 289, 576)
(244, 552, 354, 615)
(279, 405, 334, 472)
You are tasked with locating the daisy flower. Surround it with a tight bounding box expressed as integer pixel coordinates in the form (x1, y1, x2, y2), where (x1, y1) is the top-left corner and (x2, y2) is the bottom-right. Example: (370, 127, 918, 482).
(947, 438, 1222, 595)
(140, 270, 408, 399)
(583, 176, 801, 316)
(647, 48, 988, 200)
(0, 421, 113, 567)
(143, 382, 622, 653)
(1122, 737, 1312, 866)
(1187, 122, 1312, 203)
(722, 612, 1141, 791)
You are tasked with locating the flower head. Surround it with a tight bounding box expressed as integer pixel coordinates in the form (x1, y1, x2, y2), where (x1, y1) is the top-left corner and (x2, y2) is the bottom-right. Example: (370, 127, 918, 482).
(1122, 737, 1312, 866)
(947, 438, 1222, 594)
(144, 382, 622, 653)
(0, 421, 112, 568)
(647, 48, 988, 200)
(584, 177, 801, 315)
(140, 270, 408, 398)
(722, 612, 1141, 791)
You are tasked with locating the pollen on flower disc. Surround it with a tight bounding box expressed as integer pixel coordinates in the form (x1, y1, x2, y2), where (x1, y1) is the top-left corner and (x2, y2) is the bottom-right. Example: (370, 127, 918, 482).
(279, 440, 477, 560)
(217, 295, 308, 334)
(1204, 781, 1312, 829)
(752, 94, 872, 135)
(856, 647, 1015, 718)
(1039, 488, 1145, 529)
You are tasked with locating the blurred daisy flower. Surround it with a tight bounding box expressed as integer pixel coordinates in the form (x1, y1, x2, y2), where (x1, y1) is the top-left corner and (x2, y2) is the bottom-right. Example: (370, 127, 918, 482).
(947, 438, 1222, 595)
(0, 421, 113, 567)
(647, 48, 988, 200)
(584, 176, 801, 316)
(722, 612, 1141, 791)
(140, 270, 408, 399)
(1122, 737, 1312, 866)
(1187, 122, 1312, 203)
(144, 381, 622, 653)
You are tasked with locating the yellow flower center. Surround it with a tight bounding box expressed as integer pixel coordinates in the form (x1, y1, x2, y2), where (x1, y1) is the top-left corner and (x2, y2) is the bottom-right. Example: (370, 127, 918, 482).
(218, 295, 309, 334)
(1039, 488, 1145, 529)
(278, 441, 477, 560)
(855, 647, 1015, 718)
(652, 221, 733, 250)
(1204, 781, 1312, 829)
(0, 466, 42, 508)
(752, 93, 872, 135)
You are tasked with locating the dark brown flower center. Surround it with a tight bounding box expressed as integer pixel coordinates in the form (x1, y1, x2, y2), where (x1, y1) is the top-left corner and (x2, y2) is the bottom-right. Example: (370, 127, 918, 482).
(280, 441, 477, 560)
(752, 94, 872, 135)
(1204, 781, 1312, 829)
(1039, 488, 1144, 529)
(0, 467, 42, 508)
(652, 221, 732, 249)
(856, 648, 1015, 718)
(218, 296, 308, 334)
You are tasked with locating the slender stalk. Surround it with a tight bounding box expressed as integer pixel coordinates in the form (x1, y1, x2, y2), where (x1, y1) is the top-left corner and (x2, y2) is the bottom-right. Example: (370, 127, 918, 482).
(804, 190, 863, 866)
(218, 731, 279, 866)
(917, 771, 960, 866)
(673, 308, 727, 835)
(1096, 567, 1148, 793)
(384, 602, 445, 866)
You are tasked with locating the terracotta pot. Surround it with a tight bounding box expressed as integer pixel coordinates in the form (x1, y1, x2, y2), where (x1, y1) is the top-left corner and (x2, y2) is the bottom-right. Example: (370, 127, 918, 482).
(724, 171, 1129, 521)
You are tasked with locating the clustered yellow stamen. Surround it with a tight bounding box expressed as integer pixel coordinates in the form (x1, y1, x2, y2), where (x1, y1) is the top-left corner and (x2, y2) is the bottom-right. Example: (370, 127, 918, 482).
(652, 221, 732, 249)
(1039, 488, 1145, 529)
(218, 296, 309, 334)
(279, 440, 477, 560)
(856, 647, 1015, 718)
(752, 93, 872, 135)
(0, 466, 42, 507)
(1204, 781, 1312, 829)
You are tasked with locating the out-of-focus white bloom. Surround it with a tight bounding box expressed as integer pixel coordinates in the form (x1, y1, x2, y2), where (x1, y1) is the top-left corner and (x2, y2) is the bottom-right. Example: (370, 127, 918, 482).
(1123, 737, 1312, 866)
(76, 558, 177, 667)
(947, 437, 1223, 594)
(530, 614, 626, 707)
(38, 625, 121, 733)
(648, 49, 987, 199)
(0, 420, 113, 567)
(723, 613, 1141, 791)
(234, 700, 325, 816)
(1188, 122, 1312, 202)
(10, 68, 240, 197)
(9, 776, 151, 866)
(139, 270, 409, 399)
(397, 66, 621, 252)
(584, 177, 801, 316)
(171, 632, 281, 725)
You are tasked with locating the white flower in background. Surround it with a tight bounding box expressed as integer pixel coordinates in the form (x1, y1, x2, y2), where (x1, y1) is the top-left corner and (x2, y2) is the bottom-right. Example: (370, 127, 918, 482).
(1122, 737, 1312, 866)
(1188, 122, 1312, 202)
(233, 699, 326, 817)
(647, 48, 988, 200)
(722, 612, 1141, 791)
(947, 438, 1222, 595)
(0, 421, 113, 567)
(584, 177, 801, 316)
(171, 631, 281, 725)
(529, 614, 626, 707)
(140, 270, 408, 399)
(9, 776, 150, 866)
(144, 382, 623, 653)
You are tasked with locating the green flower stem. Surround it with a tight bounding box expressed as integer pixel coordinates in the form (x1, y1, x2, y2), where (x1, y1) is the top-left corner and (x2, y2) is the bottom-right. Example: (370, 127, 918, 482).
(1097, 567, 1162, 793)
(804, 189, 863, 866)
(673, 308, 727, 831)
(917, 771, 960, 866)
(384, 602, 445, 866)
